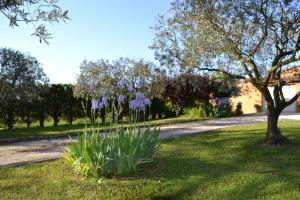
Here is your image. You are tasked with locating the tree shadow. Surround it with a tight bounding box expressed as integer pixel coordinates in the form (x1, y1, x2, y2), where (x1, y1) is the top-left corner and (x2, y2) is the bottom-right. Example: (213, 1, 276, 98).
(137, 125, 300, 199)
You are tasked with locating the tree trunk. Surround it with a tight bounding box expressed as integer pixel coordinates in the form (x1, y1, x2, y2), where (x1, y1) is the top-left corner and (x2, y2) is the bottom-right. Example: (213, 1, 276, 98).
(7, 107, 14, 130)
(39, 118, 44, 127)
(265, 105, 287, 145)
(26, 111, 31, 128)
(53, 115, 59, 126)
(175, 105, 181, 117)
(204, 99, 210, 117)
(100, 108, 106, 125)
(68, 112, 73, 125)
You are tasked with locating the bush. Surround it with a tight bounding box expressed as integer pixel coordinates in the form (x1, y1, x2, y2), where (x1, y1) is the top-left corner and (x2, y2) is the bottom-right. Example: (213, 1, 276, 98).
(235, 102, 243, 115)
(208, 97, 232, 118)
(183, 107, 205, 117)
(64, 126, 160, 178)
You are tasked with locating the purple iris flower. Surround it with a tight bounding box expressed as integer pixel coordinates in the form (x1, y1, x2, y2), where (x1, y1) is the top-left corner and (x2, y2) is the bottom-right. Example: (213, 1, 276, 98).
(80, 79, 87, 87)
(89, 83, 95, 93)
(99, 101, 104, 109)
(117, 80, 126, 88)
(138, 101, 145, 110)
(128, 84, 135, 93)
(129, 99, 138, 109)
(91, 99, 99, 110)
(135, 92, 145, 100)
(104, 87, 110, 95)
(102, 96, 108, 106)
(118, 95, 125, 104)
(144, 98, 151, 106)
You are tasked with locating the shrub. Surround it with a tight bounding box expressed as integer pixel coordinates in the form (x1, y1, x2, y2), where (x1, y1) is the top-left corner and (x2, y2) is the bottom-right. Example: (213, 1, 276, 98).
(64, 126, 160, 178)
(209, 97, 232, 118)
(65, 78, 161, 178)
(254, 104, 262, 113)
(235, 102, 243, 115)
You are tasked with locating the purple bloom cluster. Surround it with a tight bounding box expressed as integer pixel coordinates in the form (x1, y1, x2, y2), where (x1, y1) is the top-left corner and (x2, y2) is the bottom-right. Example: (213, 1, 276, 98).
(129, 92, 151, 110)
(89, 83, 95, 93)
(102, 96, 108, 105)
(117, 80, 126, 88)
(91, 99, 99, 110)
(129, 99, 138, 109)
(118, 95, 125, 104)
(91, 95, 109, 110)
(128, 84, 135, 93)
(80, 79, 87, 87)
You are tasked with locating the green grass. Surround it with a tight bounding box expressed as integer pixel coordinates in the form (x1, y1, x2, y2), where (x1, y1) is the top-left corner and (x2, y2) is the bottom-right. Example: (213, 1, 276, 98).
(1, 121, 300, 199)
(0, 116, 206, 140)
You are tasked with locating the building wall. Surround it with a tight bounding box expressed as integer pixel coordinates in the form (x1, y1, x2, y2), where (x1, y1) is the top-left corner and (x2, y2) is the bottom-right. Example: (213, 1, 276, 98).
(296, 83, 300, 112)
(232, 81, 300, 114)
(231, 81, 262, 114)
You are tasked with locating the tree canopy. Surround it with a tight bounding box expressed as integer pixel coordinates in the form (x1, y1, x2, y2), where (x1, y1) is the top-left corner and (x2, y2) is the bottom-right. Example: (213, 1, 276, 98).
(0, 48, 48, 128)
(153, 0, 300, 144)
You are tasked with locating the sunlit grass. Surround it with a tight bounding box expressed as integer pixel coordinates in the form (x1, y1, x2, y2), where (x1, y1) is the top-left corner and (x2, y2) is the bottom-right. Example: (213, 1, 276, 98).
(1, 121, 300, 199)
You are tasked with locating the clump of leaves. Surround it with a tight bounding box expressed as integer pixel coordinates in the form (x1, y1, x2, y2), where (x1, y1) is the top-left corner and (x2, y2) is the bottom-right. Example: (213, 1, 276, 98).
(64, 126, 160, 178)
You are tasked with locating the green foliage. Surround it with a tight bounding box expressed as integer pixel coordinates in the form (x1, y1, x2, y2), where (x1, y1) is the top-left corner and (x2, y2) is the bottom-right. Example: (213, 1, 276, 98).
(183, 101, 208, 117)
(1, 0, 69, 43)
(0, 48, 48, 129)
(64, 126, 160, 178)
(210, 105, 232, 118)
(206, 102, 232, 118)
(183, 107, 205, 117)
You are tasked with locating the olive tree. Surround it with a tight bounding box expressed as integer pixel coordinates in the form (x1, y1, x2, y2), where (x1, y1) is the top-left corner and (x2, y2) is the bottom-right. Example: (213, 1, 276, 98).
(153, 0, 300, 144)
(0, 0, 69, 43)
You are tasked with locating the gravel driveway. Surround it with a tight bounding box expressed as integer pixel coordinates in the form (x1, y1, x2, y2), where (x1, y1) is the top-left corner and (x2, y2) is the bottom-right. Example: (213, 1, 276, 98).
(1, 113, 300, 167)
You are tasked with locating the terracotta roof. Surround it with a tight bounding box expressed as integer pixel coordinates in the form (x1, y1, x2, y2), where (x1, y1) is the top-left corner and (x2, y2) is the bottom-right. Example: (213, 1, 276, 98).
(279, 65, 300, 82)
(237, 65, 300, 85)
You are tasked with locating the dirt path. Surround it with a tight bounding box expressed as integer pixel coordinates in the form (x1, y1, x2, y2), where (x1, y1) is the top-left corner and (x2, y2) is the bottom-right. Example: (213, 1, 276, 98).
(1, 113, 299, 167)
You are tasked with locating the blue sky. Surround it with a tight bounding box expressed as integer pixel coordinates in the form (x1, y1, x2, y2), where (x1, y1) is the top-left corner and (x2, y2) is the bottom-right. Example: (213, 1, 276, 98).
(0, 0, 172, 83)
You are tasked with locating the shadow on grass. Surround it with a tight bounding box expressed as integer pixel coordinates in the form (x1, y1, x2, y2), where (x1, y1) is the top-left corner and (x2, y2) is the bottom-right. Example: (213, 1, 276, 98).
(138, 124, 300, 199)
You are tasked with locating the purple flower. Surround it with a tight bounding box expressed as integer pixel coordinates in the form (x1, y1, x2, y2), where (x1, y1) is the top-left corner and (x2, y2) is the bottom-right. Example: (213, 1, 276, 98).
(137, 101, 145, 110)
(144, 98, 151, 106)
(135, 92, 145, 100)
(91, 99, 99, 110)
(89, 83, 95, 93)
(80, 79, 87, 87)
(102, 96, 108, 105)
(118, 95, 125, 104)
(104, 87, 110, 95)
(99, 101, 104, 109)
(129, 99, 138, 109)
(117, 80, 126, 88)
(128, 84, 135, 93)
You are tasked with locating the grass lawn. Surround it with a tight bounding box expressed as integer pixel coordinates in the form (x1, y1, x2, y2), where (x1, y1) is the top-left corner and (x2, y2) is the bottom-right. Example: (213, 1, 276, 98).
(1, 121, 300, 199)
(0, 116, 206, 140)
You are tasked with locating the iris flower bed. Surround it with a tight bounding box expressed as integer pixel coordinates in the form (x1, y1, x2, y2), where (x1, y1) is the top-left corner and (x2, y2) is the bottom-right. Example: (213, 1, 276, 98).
(64, 79, 161, 178)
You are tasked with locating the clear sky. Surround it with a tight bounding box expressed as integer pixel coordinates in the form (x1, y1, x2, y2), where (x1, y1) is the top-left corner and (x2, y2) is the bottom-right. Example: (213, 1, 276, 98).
(0, 0, 172, 83)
